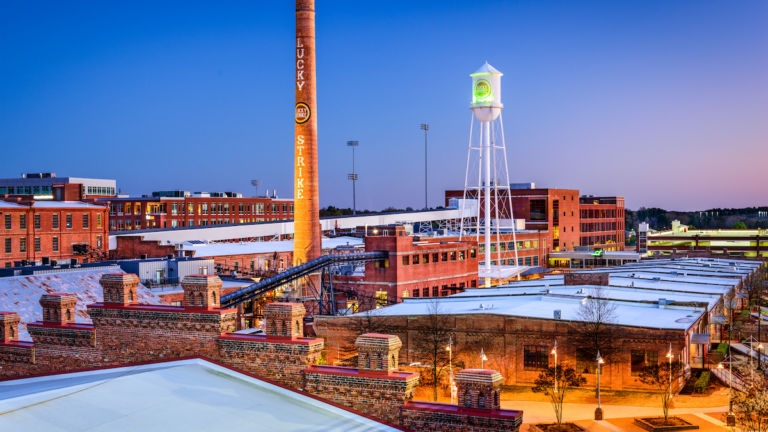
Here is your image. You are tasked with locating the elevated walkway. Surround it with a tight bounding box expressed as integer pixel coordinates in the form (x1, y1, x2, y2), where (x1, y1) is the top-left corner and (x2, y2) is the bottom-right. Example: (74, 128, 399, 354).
(220, 251, 388, 308)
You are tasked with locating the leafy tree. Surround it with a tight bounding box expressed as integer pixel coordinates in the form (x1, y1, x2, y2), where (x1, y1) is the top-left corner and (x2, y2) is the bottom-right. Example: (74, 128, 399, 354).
(732, 363, 768, 432)
(532, 365, 586, 426)
(637, 361, 684, 424)
(412, 299, 454, 401)
(733, 221, 748, 229)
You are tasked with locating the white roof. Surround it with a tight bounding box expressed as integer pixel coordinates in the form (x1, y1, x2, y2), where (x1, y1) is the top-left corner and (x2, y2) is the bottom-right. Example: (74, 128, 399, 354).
(184, 236, 363, 257)
(472, 62, 502, 75)
(361, 294, 702, 330)
(0, 268, 166, 340)
(478, 265, 527, 279)
(0, 358, 400, 432)
(0, 201, 27, 208)
(31, 201, 105, 209)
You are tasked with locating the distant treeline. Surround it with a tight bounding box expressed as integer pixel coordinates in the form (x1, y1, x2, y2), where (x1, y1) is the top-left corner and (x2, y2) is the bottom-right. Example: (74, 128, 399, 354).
(626, 207, 768, 231)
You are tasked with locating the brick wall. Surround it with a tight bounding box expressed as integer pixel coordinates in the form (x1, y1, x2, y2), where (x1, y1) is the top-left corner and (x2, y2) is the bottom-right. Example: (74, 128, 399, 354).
(563, 272, 609, 286)
(217, 334, 323, 389)
(399, 402, 522, 432)
(304, 365, 419, 424)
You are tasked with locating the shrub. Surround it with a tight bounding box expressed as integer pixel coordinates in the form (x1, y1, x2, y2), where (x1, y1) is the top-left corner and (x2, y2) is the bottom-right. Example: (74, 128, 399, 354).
(694, 371, 711, 394)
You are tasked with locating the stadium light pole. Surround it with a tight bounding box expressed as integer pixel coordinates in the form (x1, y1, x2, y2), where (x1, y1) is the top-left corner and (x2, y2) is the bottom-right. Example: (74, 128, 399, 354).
(420, 123, 429, 210)
(347, 140, 359, 215)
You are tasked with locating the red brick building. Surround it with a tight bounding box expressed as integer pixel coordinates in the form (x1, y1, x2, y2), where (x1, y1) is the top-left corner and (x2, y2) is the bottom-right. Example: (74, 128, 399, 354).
(103, 195, 294, 232)
(579, 196, 625, 251)
(445, 188, 624, 253)
(1, 199, 109, 267)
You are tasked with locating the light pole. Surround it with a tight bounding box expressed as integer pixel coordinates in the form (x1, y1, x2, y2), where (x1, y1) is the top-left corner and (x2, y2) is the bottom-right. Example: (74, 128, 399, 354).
(759, 343, 764, 370)
(420, 123, 429, 210)
(446, 337, 456, 403)
(481, 347, 487, 369)
(552, 339, 559, 394)
(346, 140, 359, 215)
(666, 343, 674, 399)
(595, 351, 605, 420)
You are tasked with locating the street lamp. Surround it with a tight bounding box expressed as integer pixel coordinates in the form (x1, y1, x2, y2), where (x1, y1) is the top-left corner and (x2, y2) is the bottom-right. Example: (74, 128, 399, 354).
(552, 339, 559, 394)
(347, 140, 359, 215)
(481, 347, 488, 369)
(420, 123, 429, 210)
(666, 343, 674, 399)
(758, 343, 764, 370)
(446, 338, 456, 403)
(595, 351, 605, 420)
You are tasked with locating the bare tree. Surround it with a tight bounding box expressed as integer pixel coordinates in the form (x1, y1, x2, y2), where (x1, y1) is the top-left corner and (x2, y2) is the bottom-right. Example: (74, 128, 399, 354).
(570, 286, 619, 366)
(412, 299, 455, 401)
(531, 365, 586, 426)
(338, 309, 393, 360)
(637, 361, 684, 424)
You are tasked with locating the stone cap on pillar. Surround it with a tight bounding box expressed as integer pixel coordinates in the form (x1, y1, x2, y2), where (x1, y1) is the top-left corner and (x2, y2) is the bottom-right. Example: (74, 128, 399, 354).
(0, 311, 21, 342)
(40, 293, 78, 324)
(355, 333, 403, 373)
(455, 369, 503, 410)
(264, 302, 306, 338)
(99, 273, 140, 305)
(182, 275, 223, 309)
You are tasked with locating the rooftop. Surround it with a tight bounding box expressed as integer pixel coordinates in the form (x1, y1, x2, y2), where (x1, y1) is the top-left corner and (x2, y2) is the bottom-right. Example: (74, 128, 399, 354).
(182, 236, 364, 257)
(0, 358, 403, 432)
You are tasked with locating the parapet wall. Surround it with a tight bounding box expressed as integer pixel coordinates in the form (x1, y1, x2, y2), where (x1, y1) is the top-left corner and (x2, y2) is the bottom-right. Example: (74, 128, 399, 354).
(400, 401, 523, 432)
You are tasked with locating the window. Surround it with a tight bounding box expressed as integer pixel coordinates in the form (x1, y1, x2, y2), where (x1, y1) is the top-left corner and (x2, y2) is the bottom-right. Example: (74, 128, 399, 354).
(450, 251, 457, 261)
(66, 214, 72, 229)
(470, 249, 477, 258)
(422, 253, 430, 264)
(525, 256, 532, 266)
(530, 199, 547, 221)
(82, 214, 89, 228)
(441, 252, 448, 262)
(432, 252, 438, 263)
(34, 237, 41, 252)
(4, 238, 11, 254)
(34, 214, 40, 229)
(52, 214, 59, 229)
(422, 287, 429, 297)
(432, 286, 438, 297)
(412, 289, 420, 298)
(412, 254, 419, 264)
(96, 213, 102, 228)
(402, 255, 410, 266)
(19, 214, 26, 229)
(631, 350, 658, 375)
(4, 214, 10, 230)
(533, 256, 539, 266)
(52, 236, 58, 252)
(96, 235, 102, 249)
(20, 238, 26, 252)
(524, 346, 549, 370)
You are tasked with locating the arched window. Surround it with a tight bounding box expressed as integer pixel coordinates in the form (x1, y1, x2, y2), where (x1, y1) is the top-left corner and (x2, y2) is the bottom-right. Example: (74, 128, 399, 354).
(295, 320, 300, 335)
(129, 290, 134, 302)
(377, 354, 383, 370)
(211, 291, 216, 304)
(494, 390, 500, 408)
(10, 326, 15, 338)
(198, 292, 204, 307)
(44, 309, 49, 321)
(391, 354, 396, 369)
(65, 309, 71, 321)
(53, 309, 59, 321)
(477, 391, 485, 409)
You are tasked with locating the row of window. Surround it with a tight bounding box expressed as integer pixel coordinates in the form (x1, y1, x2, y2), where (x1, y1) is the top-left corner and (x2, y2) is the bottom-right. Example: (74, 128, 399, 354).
(3, 236, 103, 255)
(401, 249, 477, 266)
(490, 256, 539, 266)
(409, 280, 476, 298)
(3, 213, 101, 230)
(110, 202, 293, 216)
(85, 186, 116, 196)
(580, 208, 623, 219)
(479, 240, 539, 254)
(110, 217, 284, 231)
(0, 185, 52, 195)
(523, 346, 660, 374)
(579, 234, 620, 247)
(581, 222, 622, 233)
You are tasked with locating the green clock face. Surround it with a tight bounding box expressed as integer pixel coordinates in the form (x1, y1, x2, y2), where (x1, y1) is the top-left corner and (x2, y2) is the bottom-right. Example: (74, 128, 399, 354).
(473, 79, 493, 104)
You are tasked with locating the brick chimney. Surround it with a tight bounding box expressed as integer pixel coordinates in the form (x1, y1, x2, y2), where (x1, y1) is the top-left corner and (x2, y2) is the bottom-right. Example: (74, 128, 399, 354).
(356, 333, 402, 373)
(99, 273, 140, 305)
(181, 275, 222, 309)
(0, 312, 20, 342)
(564, 272, 609, 286)
(264, 303, 305, 338)
(455, 369, 503, 410)
(40, 293, 77, 324)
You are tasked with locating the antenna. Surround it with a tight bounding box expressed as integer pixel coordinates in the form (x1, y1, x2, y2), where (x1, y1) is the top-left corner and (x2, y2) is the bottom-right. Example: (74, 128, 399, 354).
(250, 179, 261, 197)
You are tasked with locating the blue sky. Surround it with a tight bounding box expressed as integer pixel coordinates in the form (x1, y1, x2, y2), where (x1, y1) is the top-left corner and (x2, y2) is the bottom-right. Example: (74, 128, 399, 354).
(1, 1, 766, 210)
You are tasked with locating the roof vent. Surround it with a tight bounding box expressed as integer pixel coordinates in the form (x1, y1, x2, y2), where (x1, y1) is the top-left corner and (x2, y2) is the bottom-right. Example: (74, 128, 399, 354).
(652, 277, 661, 282)
(658, 298, 668, 307)
(479, 303, 485, 310)
(553, 310, 562, 320)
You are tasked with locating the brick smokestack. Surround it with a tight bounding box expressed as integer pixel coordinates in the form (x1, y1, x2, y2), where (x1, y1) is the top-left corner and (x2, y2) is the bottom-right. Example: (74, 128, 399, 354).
(293, 0, 321, 266)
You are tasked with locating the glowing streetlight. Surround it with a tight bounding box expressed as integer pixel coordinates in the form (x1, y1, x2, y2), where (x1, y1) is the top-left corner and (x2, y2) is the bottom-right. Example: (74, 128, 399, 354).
(481, 347, 488, 369)
(595, 351, 605, 420)
(552, 339, 559, 394)
(666, 343, 674, 399)
(758, 343, 764, 370)
(446, 337, 456, 403)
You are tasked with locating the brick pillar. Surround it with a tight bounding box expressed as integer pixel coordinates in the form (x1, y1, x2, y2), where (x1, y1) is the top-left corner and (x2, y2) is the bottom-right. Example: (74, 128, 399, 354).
(0, 312, 21, 342)
(455, 369, 503, 410)
(182, 275, 222, 309)
(40, 293, 77, 324)
(99, 273, 140, 305)
(355, 333, 402, 373)
(264, 303, 305, 337)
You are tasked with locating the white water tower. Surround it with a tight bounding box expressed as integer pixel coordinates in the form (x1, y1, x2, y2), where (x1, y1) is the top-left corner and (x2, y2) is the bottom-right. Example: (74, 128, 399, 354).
(460, 62, 520, 287)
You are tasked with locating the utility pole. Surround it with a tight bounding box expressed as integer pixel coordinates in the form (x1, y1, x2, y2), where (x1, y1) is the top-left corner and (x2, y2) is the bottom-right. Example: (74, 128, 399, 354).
(347, 140, 359, 215)
(420, 123, 429, 210)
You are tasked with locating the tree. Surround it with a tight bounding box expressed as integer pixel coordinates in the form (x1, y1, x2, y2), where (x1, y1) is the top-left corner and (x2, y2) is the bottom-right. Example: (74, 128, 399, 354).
(732, 363, 768, 432)
(339, 309, 393, 359)
(637, 361, 684, 424)
(412, 299, 454, 401)
(570, 287, 620, 368)
(532, 365, 586, 426)
(733, 221, 748, 230)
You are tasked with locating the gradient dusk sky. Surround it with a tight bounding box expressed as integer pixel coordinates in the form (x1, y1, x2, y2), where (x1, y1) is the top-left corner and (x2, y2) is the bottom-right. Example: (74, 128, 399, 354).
(1, 1, 766, 211)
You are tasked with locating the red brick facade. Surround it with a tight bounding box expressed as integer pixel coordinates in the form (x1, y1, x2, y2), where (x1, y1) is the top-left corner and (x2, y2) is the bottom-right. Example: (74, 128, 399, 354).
(1, 199, 109, 268)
